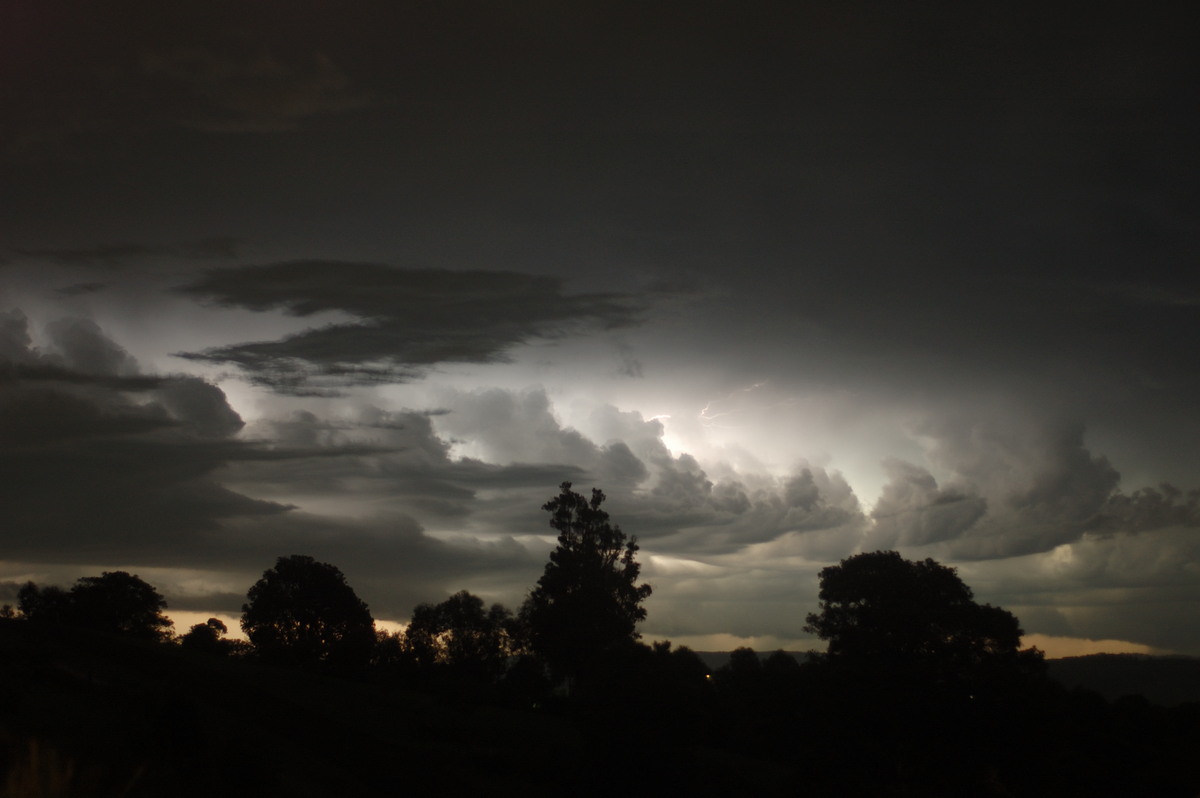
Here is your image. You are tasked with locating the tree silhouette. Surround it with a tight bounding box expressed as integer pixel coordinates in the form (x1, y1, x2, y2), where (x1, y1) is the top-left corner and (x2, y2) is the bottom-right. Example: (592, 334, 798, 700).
(725, 646, 763, 677)
(71, 572, 174, 640)
(18, 572, 172, 640)
(181, 617, 230, 654)
(763, 649, 802, 676)
(17, 581, 71, 624)
(802, 551, 1046, 794)
(804, 550, 1034, 676)
(405, 590, 515, 683)
(241, 555, 375, 673)
(522, 482, 651, 679)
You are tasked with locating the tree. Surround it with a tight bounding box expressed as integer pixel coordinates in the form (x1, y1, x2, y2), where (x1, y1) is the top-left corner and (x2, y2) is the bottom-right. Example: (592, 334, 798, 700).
(522, 482, 652, 679)
(725, 646, 763, 677)
(18, 572, 172, 640)
(804, 550, 1041, 681)
(241, 555, 375, 673)
(404, 590, 514, 683)
(763, 649, 802, 676)
(70, 572, 174, 640)
(803, 552, 1047, 793)
(181, 617, 230, 654)
(17, 582, 71, 624)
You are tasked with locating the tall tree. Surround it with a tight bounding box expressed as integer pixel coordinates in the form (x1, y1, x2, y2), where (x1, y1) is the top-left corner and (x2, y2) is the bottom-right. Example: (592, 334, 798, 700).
(241, 555, 375, 673)
(523, 482, 652, 678)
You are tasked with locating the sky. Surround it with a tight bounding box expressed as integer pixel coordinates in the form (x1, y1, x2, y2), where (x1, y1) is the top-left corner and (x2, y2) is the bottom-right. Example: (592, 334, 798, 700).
(2, 1, 1198, 658)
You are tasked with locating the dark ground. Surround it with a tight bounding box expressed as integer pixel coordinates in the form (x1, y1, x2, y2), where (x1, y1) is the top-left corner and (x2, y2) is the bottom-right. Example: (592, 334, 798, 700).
(5, 621, 1200, 797)
(0, 620, 794, 797)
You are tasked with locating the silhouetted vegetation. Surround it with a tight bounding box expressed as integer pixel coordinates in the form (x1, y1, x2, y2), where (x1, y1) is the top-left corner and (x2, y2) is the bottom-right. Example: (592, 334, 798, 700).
(805, 549, 1044, 686)
(521, 482, 652, 683)
(180, 617, 234, 655)
(6, 495, 1200, 796)
(17, 571, 172, 640)
(401, 589, 519, 694)
(241, 554, 376, 674)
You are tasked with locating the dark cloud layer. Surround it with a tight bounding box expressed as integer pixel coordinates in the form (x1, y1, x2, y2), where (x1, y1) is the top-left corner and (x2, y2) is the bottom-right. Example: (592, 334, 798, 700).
(1091, 485, 1200, 536)
(176, 261, 646, 393)
(0, 1, 377, 158)
(1, 312, 276, 559)
(13, 238, 240, 268)
(139, 45, 376, 133)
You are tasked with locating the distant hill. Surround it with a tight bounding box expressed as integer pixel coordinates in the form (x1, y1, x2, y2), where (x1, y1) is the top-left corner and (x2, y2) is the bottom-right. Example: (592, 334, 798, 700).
(1046, 654, 1200, 706)
(693, 650, 1200, 707)
(693, 651, 812, 671)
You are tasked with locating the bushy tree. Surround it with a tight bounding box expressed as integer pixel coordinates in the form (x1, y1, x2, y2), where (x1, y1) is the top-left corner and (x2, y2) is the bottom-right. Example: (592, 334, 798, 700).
(18, 572, 172, 640)
(725, 646, 763, 677)
(802, 553, 1046, 792)
(17, 582, 71, 624)
(804, 550, 1044, 704)
(405, 590, 515, 683)
(241, 555, 375, 673)
(805, 551, 1031, 668)
(523, 482, 651, 678)
(181, 617, 230, 654)
(763, 649, 802, 676)
(71, 572, 174, 640)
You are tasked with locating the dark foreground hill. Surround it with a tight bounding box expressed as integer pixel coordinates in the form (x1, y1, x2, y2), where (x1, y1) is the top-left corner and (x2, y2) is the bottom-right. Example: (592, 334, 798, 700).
(8, 619, 1200, 797)
(1047, 654, 1200, 706)
(0, 619, 581, 796)
(0, 620, 792, 797)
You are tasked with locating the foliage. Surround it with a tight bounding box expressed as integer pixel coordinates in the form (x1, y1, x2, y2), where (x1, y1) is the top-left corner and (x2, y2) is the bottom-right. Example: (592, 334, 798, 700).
(763, 649, 802, 675)
(804, 550, 1037, 676)
(17, 582, 71, 624)
(241, 555, 375, 673)
(793, 553, 1050, 793)
(181, 617, 230, 654)
(18, 572, 173, 640)
(373, 628, 408, 673)
(404, 590, 515, 683)
(522, 482, 652, 678)
(725, 646, 763, 677)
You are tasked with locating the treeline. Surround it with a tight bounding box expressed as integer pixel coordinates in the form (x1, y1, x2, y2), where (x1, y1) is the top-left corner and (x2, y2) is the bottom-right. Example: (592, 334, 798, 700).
(8, 483, 1200, 796)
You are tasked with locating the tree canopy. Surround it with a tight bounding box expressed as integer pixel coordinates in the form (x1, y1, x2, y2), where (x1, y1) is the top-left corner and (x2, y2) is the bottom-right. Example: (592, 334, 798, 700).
(18, 571, 173, 640)
(522, 482, 651, 678)
(804, 550, 1039, 679)
(405, 590, 515, 683)
(241, 555, 375, 673)
(181, 617, 231, 654)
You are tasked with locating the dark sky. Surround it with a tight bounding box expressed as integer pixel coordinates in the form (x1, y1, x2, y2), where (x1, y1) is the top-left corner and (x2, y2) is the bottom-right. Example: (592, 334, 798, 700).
(2, 1, 1198, 655)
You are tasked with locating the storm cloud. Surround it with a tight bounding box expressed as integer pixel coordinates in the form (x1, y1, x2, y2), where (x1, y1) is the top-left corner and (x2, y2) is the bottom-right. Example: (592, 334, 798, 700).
(176, 262, 646, 394)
